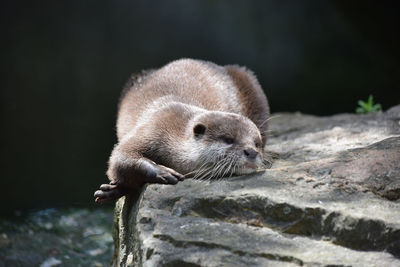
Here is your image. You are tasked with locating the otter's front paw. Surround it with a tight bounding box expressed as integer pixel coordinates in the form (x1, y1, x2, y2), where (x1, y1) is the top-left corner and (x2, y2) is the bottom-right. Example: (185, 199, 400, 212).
(144, 163, 185, 185)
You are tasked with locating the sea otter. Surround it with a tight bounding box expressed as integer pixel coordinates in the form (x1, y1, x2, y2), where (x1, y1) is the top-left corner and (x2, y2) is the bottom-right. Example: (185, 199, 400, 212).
(94, 59, 270, 203)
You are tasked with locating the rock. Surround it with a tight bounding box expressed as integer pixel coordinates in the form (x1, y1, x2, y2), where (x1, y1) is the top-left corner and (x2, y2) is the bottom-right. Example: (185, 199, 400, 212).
(112, 106, 400, 266)
(0, 234, 11, 249)
(40, 257, 62, 267)
(0, 208, 114, 266)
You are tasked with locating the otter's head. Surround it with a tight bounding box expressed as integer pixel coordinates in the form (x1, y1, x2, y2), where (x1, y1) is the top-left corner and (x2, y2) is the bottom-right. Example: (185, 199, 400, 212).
(187, 111, 265, 180)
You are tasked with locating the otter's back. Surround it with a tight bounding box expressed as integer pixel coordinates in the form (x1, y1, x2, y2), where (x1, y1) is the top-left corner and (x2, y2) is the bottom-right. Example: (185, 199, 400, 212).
(117, 59, 269, 141)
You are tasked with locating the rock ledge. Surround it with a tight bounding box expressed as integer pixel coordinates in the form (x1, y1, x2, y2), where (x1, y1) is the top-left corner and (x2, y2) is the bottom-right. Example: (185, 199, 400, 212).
(112, 106, 400, 266)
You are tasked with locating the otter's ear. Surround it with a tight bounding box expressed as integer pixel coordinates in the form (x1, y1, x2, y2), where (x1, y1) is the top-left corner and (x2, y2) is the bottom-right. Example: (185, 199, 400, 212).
(193, 123, 206, 137)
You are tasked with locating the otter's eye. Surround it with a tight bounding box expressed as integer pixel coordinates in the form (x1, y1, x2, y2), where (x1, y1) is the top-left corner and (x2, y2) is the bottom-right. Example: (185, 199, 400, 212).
(220, 136, 234, 144)
(255, 141, 262, 148)
(193, 123, 206, 137)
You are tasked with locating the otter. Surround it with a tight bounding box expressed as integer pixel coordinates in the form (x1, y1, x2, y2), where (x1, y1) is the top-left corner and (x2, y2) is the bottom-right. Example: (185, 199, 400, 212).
(94, 59, 270, 203)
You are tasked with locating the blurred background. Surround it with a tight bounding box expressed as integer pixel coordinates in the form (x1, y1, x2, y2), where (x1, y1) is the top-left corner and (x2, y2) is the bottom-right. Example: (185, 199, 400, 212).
(1, 0, 399, 214)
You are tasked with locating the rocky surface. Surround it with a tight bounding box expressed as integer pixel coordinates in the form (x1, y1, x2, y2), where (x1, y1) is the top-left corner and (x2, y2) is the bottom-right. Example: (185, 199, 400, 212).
(0, 208, 113, 267)
(112, 105, 400, 266)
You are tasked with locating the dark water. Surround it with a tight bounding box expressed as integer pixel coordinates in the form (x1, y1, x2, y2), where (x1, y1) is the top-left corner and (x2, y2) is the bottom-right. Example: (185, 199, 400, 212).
(1, 1, 399, 213)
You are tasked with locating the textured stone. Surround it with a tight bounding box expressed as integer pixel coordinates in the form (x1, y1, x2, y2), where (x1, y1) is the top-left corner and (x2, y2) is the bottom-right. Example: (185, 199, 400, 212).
(112, 106, 400, 266)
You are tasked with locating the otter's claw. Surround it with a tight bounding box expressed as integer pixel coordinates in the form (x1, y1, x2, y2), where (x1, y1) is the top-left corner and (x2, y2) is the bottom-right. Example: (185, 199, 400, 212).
(145, 164, 185, 185)
(94, 182, 128, 203)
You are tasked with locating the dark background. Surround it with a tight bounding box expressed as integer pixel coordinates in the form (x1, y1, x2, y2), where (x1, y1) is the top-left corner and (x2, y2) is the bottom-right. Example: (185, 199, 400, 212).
(1, 0, 399, 214)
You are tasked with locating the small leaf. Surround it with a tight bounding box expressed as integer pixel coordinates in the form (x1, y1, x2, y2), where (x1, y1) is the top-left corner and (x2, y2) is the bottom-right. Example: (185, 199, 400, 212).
(372, 104, 382, 112)
(356, 107, 364, 114)
(360, 102, 369, 110)
(355, 94, 382, 114)
(368, 95, 373, 106)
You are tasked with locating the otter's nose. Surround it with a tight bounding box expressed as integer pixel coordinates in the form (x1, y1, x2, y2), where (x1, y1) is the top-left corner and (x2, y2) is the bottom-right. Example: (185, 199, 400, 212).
(243, 148, 258, 160)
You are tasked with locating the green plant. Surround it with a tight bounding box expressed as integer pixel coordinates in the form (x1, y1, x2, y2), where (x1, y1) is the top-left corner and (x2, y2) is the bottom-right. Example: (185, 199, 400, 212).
(356, 95, 382, 114)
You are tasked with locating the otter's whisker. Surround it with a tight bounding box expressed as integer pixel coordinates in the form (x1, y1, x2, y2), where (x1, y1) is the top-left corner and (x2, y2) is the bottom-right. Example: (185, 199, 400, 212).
(228, 157, 239, 177)
(191, 161, 213, 179)
(207, 166, 221, 180)
(228, 166, 235, 179)
(217, 157, 232, 178)
(219, 155, 236, 180)
(259, 115, 281, 128)
(205, 165, 217, 180)
(192, 167, 208, 180)
(183, 170, 197, 178)
(196, 164, 215, 181)
(214, 159, 229, 179)
(221, 157, 235, 178)
(231, 162, 239, 177)
(194, 168, 211, 180)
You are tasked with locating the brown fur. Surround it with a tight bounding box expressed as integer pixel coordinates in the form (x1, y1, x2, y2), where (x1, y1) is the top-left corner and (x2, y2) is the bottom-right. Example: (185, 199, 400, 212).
(94, 59, 270, 203)
(225, 65, 270, 144)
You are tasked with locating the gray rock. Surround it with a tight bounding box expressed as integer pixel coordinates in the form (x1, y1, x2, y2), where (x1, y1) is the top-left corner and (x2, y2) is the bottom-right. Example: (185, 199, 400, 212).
(112, 106, 400, 267)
